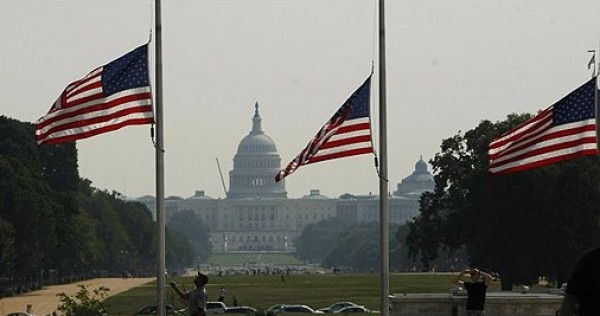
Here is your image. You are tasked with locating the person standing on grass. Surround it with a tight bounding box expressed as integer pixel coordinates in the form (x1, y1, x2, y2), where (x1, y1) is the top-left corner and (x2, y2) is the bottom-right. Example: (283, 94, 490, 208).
(170, 272, 209, 316)
(217, 286, 226, 302)
(455, 268, 493, 316)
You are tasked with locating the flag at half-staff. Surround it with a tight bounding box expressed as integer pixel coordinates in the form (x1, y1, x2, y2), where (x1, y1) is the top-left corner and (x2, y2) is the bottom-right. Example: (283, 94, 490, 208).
(488, 77, 597, 175)
(276, 75, 374, 182)
(35, 44, 154, 145)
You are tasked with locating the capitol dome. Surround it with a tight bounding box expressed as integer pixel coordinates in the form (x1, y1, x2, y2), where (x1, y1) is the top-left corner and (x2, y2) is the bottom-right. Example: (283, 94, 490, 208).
(227, 102, 287, 199)
(394, 156, 435, 196)
(237, 130, 277, 154)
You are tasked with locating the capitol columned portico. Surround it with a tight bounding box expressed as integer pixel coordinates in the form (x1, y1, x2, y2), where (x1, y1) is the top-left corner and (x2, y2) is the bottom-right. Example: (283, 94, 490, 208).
(139, 103, 434, 253)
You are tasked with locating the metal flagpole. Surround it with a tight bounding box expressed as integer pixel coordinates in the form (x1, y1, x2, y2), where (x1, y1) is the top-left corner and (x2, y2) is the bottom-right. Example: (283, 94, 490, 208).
(590, 50, 600, 151)
(377, 0, 390, 316)
(154, 0, 167, 316)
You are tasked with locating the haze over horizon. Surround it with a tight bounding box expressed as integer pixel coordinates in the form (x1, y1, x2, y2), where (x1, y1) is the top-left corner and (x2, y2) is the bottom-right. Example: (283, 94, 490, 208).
(2, 0, 599, 199)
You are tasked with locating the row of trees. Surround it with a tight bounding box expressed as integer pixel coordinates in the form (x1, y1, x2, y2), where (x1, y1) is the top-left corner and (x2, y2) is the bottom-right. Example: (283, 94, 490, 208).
(0, 116, 208, 287)
(294, 217, 465, 272)
(406, 114, 600, 289)
(294, 218, 403, 272)
(6, 109, 598, 292)
(297, 113, 600, 291)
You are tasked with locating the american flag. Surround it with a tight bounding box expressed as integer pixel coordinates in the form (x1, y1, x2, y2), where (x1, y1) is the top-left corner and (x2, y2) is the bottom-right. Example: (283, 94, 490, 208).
(275, 76, 373, 182)
(35, 45, 154, 145)
(488, 77, 597, 174)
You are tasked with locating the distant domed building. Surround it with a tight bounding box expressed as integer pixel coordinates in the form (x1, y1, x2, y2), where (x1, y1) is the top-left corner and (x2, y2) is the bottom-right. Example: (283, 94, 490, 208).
(139, 104, 434, 253)
(394, 156, 435, 197)
(228, 102, 287, 199)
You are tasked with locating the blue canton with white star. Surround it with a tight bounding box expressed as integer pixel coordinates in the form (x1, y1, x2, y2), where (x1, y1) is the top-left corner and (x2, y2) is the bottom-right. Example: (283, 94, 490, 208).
(554, 78, 596, 125)
(102, 45, 149, 96)
(347, 77, 371, 120)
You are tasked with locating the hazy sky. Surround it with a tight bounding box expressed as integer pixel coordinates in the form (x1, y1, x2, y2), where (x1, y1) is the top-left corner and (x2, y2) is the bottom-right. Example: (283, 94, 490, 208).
(1, 0, 599, 199)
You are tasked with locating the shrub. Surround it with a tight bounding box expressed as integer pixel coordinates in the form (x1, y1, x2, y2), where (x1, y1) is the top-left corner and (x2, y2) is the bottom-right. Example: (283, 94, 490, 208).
(56, 284, 109, 316)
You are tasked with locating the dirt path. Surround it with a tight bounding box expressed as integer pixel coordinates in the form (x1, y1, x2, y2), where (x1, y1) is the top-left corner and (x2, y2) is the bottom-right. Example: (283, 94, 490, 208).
(0, 277, 153, 316)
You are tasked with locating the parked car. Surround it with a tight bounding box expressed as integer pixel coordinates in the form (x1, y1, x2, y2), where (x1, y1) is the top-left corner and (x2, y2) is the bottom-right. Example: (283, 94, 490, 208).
(133, 304, 185, 315)
(207, 301, 228, 314)
(225, 306, 258, 315)
(271, 304, 324, 314)
(266, 304, 286, 316)
(333, 306, 372, 314)
(317, 302, 361, 313)
(6, 313, 37, 316)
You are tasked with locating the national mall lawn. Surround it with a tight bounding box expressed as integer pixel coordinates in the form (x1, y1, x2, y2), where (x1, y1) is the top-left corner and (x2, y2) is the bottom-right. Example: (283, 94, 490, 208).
(105, 272, 501, 315)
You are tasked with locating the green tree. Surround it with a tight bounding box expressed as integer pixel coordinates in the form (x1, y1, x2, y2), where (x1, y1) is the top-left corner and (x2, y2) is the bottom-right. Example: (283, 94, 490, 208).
(295, 218, 413, 272)
(0, 217, 16, 278)
(29, 119, 81, 277)
(0, 116, 59, 278)
(0, 116, 197, 282)
(113, 197, 157, 275)
(406, 114, 600, 289)
(321, 223, 381, 271)
(77, 182, 160, 275)
(56, 284, 110, 316)
(167, 209, 212, 263)
(406, 192, 444, 271)
(83, 190, 130, 272)
(294, 217, 354, 263)
(166, 228, 195, 271)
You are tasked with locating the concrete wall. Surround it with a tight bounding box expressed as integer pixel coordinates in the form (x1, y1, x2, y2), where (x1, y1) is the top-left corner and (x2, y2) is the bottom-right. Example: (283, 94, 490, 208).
(391, 292, 562, 316)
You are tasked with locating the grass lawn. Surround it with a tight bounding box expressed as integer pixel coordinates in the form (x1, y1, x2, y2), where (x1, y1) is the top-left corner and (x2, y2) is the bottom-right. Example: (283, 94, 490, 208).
(105, 272, 501, 315)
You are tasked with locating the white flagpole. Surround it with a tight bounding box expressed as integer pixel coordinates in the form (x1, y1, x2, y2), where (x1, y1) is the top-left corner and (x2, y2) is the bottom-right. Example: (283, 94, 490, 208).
(154, 0, 167, 316)
(378, 1, 390, 316)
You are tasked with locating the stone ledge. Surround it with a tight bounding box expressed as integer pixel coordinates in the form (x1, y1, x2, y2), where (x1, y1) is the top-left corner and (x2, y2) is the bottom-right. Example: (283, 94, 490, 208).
(390, 292, 563, 316)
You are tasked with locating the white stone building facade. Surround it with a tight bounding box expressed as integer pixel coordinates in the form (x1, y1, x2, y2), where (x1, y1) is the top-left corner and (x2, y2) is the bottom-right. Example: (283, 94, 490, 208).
(138, 103, 434, 253)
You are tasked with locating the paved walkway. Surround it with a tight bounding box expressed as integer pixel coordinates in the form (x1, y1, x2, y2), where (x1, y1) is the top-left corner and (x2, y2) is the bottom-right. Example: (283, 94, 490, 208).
(0, 277, 153, 316)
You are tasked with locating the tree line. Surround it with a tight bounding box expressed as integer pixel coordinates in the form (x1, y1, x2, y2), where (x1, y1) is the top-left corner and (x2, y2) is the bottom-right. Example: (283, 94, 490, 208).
(294, 217, 465, 272)
(5, 110, 598, 292)
(0, 116, 210, 292)
(406, 114, 600, 290)
(296, 113, 600, 291)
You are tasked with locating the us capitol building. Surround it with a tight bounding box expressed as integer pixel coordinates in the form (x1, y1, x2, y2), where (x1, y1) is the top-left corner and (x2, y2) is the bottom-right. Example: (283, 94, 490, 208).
(138, 103, 434, 253)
